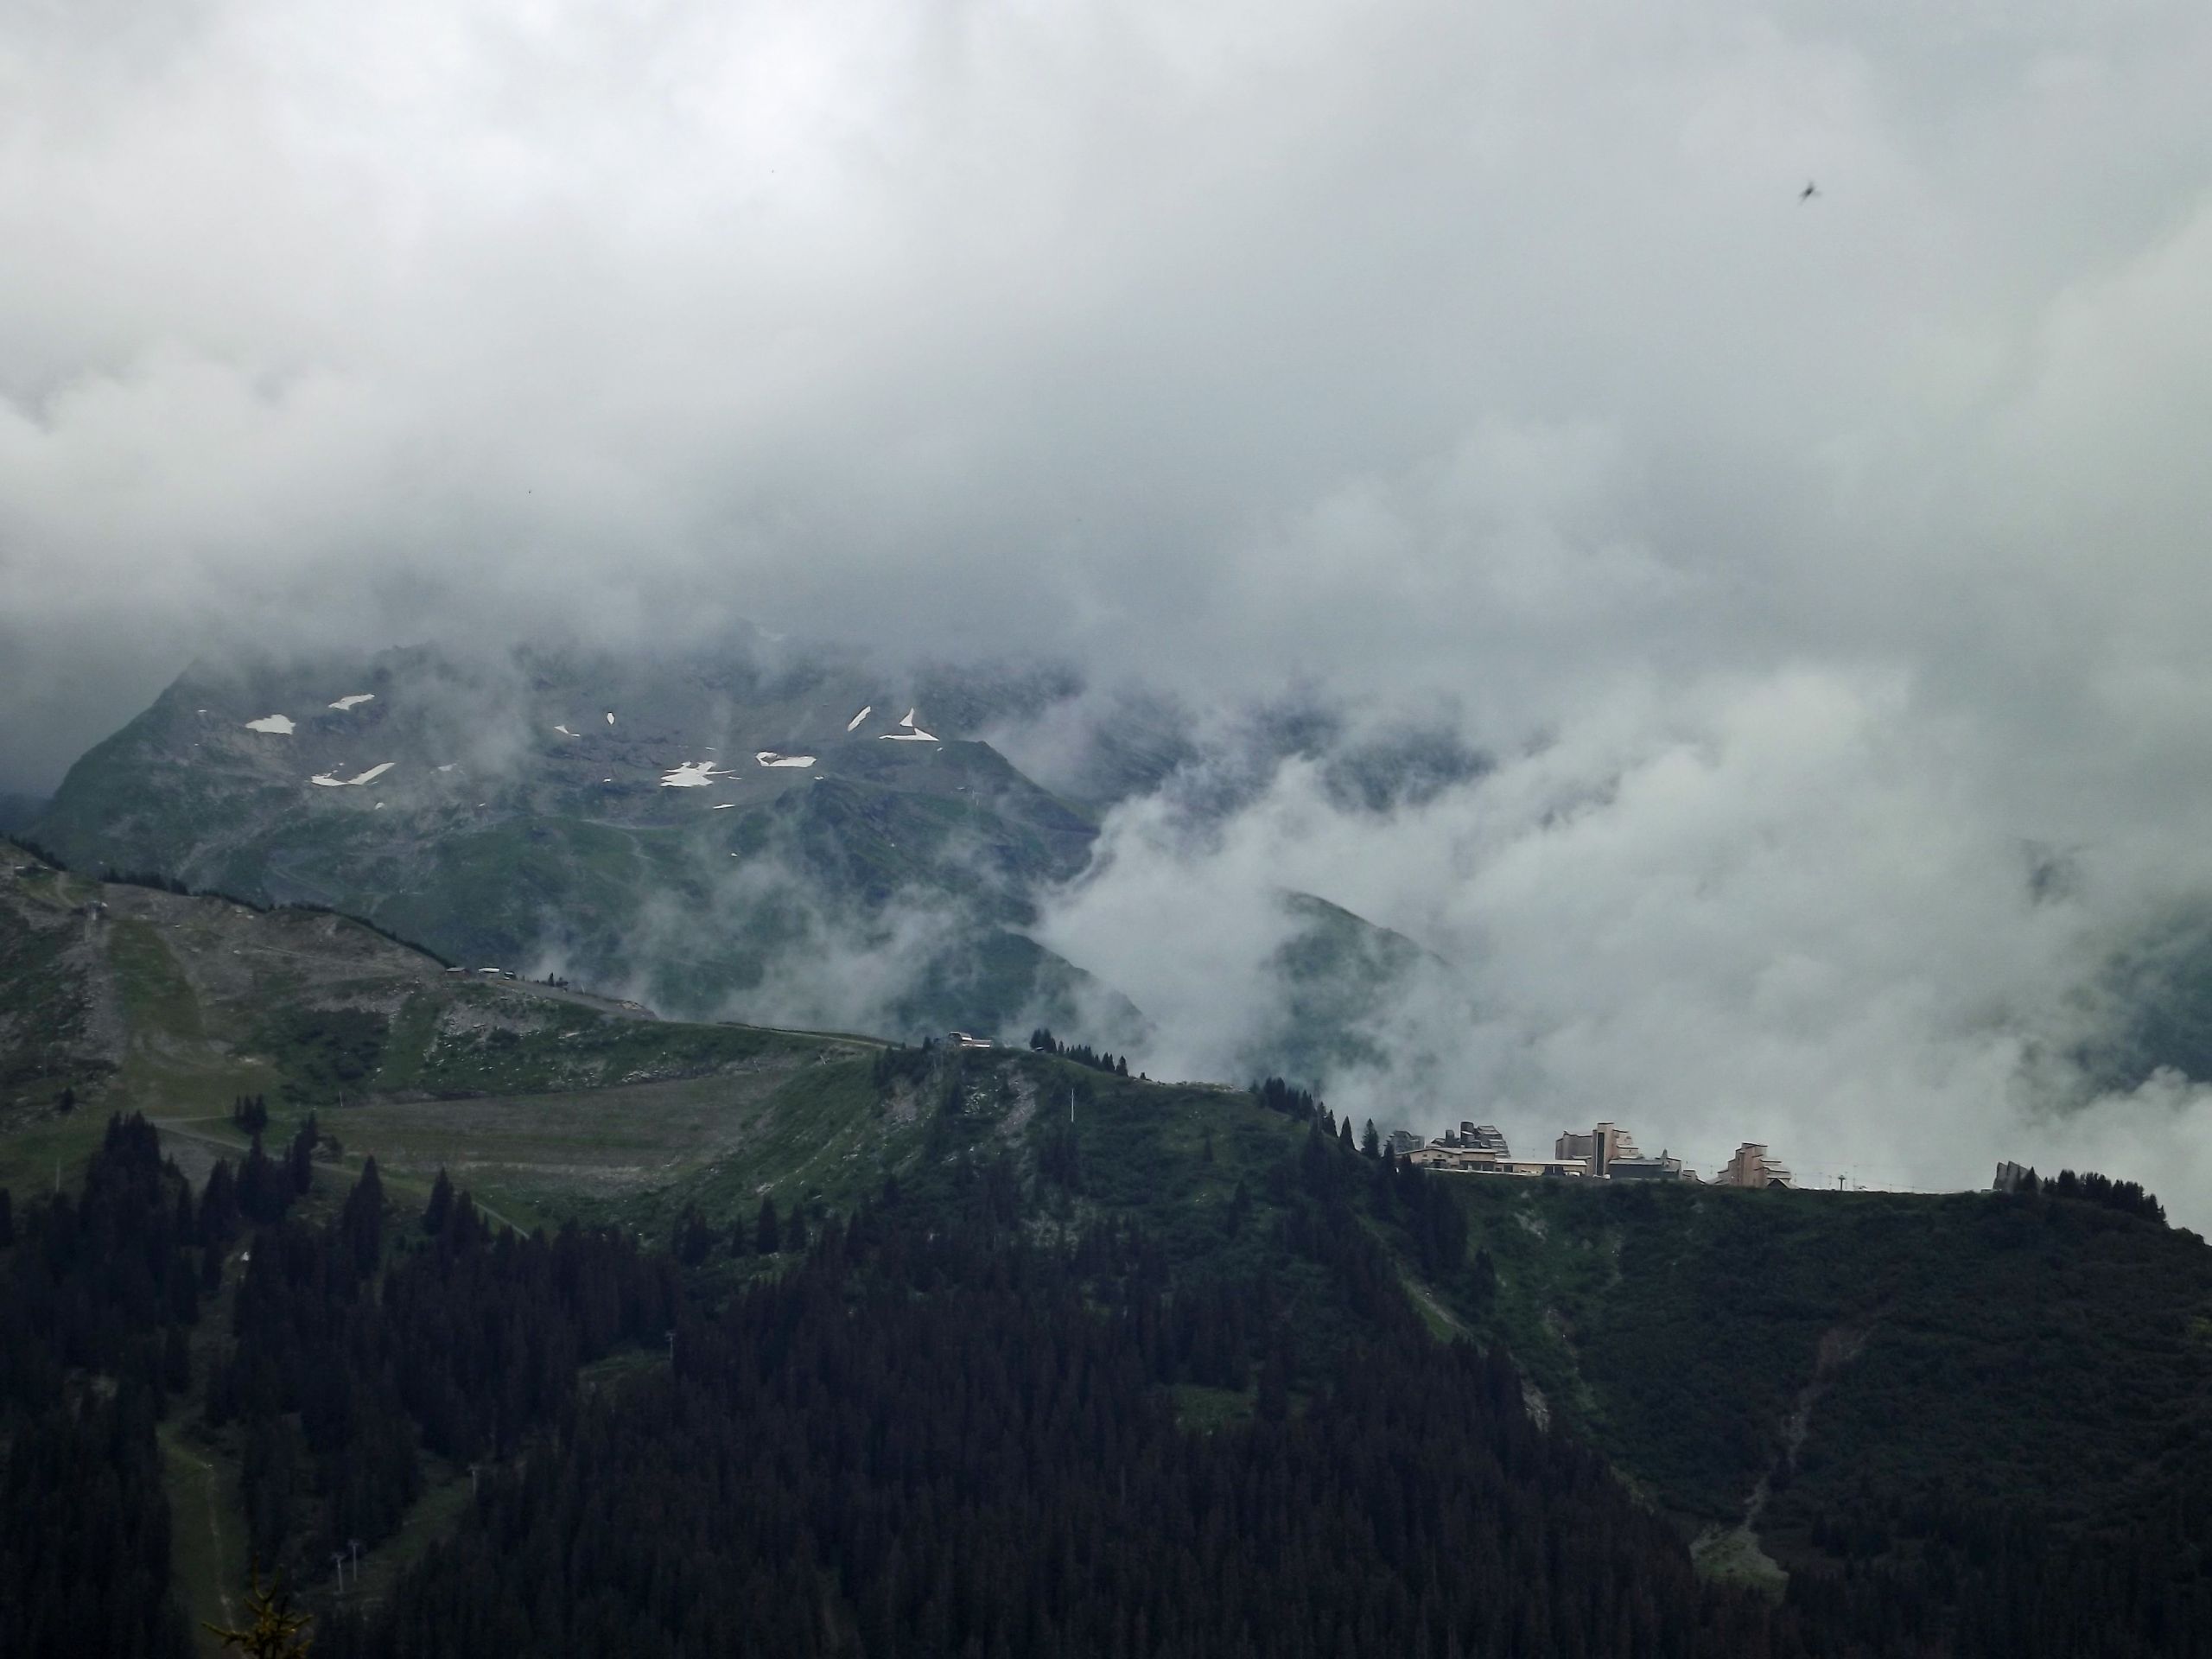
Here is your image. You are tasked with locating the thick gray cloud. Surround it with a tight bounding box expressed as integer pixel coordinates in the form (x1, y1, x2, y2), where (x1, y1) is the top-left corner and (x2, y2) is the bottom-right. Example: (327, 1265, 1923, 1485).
(8, 1, 2212, 1211)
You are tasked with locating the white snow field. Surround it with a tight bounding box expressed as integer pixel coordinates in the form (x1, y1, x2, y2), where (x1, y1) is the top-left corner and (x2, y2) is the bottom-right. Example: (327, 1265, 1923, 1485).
(880, 708, 939, 742)
(847, 706, 872, 731)
(659, 760, 734, 788)
(328, 694, 375, 712)
(308, 762, 397, 788)
(755, 752, 816, 768)
(244, 715, 296, 734)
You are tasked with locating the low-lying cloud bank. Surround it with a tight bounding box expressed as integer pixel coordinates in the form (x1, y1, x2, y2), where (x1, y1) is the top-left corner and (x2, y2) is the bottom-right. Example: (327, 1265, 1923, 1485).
(1028, 668, 2212, 1224)
(7, 1, 2212, 1216)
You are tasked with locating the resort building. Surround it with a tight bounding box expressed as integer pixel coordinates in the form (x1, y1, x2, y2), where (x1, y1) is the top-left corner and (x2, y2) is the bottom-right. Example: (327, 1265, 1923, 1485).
(1555, 1122, 1644, 1179)
(1606, 1152, 1689, 1182)
(1712, 1143, 1793, 1190)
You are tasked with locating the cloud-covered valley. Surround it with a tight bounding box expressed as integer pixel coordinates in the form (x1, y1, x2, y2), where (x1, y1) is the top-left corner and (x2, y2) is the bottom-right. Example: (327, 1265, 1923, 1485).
(8, 0, 2212, 1213)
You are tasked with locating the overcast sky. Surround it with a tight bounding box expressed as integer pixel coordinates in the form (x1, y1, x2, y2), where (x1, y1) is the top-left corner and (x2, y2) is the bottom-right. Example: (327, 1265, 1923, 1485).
(7, 0, 2212, 1211)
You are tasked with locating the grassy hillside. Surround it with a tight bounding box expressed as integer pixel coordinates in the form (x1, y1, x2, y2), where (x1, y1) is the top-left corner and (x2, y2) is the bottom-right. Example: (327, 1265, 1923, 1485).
(0, 849, 892, 1223)
(13, 856, 2212, 1648)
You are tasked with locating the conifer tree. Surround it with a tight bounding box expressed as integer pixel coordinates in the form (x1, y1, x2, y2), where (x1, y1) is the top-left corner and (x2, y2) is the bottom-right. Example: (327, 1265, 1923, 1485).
(1256, 1342, 1290, 1424)
(286, 1115, 318, 1196)
(205, 1563, 314, 1657)
(421, 1168, 453, 1236)
(200, 1159, 240, 1247)
(676, 1206, 714, 1266)
(340, 1160, 384, 1274)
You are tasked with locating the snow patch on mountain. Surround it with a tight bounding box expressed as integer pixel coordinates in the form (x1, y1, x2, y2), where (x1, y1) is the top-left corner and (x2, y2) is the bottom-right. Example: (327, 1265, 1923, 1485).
(880, 708, 938, 742)
(660, 760, 733, 788)
(309, 761, 397, 787)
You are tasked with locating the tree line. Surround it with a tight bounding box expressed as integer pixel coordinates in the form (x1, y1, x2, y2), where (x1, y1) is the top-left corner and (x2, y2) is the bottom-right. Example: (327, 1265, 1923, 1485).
(2006, 1166, 2165, 1224)
(1028, 1027, 1130, 1077)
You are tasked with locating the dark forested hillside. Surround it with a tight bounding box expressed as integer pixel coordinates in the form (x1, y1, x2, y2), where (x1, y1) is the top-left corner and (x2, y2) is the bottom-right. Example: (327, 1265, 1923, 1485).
(7, 1010, 2212, 1655)
(1426, 1171, 2212, 1656)
(324, 1192, 1808, 1659)
(0, 1116, 200, 1659)
(207, 1166, 677, 1567)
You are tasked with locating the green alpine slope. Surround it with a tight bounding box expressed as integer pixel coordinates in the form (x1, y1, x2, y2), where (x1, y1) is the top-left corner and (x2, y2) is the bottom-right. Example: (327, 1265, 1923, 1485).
(27, 642, 1117, 1039)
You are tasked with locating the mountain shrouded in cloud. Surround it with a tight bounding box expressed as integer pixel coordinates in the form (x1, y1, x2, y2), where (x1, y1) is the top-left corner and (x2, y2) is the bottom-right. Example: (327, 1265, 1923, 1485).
(8, 1, 2212, 1212)
(26, 638, 1136, 1040)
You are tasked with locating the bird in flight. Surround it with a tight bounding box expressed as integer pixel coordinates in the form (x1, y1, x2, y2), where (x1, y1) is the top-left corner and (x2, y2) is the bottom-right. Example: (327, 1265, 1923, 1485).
(1799, 181, 1819, 203)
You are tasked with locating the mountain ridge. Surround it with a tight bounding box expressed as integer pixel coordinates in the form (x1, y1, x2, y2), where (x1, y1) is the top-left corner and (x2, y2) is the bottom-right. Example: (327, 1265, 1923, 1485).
(29, 642, 1448, 1081)
(29, 642, 1119, 1040)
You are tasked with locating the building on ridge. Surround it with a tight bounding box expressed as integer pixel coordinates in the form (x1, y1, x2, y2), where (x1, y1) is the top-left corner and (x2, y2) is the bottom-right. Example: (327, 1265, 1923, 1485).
(1712, 1142, 1792, 1190)
(1408, 1140, 1589, 1179)
(1431, 1122, 1510, 1156)
(1555, 1122, 1643, 1179)
(1607, 1151, 1688, 1182)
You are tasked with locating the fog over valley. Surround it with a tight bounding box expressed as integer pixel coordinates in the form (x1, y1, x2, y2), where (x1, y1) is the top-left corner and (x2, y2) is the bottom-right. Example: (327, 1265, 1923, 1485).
(9, 0, 2212, 1218)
